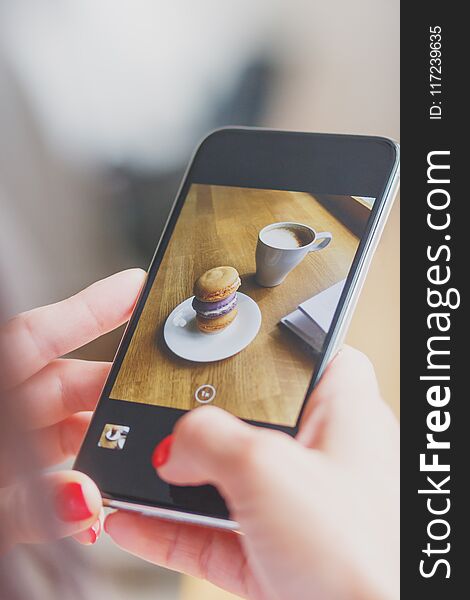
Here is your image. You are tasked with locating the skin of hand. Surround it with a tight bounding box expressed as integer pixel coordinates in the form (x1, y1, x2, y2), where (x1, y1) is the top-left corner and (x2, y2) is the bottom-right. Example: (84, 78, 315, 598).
(0, 269, 146, 551)
(105, 347, 399, 600)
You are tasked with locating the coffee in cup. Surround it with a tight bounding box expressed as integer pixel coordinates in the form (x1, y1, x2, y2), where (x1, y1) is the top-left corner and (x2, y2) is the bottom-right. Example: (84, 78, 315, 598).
(260, 225, 314, 249)
(255, 222, 332, 287)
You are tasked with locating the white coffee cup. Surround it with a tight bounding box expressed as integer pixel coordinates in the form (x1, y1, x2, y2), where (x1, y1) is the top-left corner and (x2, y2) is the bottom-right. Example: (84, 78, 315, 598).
(255, 222, 332, 287)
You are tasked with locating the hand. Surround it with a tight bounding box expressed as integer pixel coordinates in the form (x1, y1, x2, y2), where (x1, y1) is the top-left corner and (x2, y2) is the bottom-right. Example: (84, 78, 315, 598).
(0, 269, 145, 551)
(105, 347, 399, 600)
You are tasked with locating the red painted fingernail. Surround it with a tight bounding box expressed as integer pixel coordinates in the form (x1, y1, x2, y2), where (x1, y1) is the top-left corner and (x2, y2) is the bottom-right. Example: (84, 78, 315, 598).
(55, 482, 93, 522)
(88, 520, 101, 544)
(88, 528, 97, 544)
(151, 434, 174, 468)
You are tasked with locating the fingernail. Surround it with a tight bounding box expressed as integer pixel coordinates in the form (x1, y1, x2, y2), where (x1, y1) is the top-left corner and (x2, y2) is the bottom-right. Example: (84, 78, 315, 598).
(151, 434, 174, 468)
(55, 482, 93, 522)
(73, 519, 101, 545)
(88, 520, 101, 544)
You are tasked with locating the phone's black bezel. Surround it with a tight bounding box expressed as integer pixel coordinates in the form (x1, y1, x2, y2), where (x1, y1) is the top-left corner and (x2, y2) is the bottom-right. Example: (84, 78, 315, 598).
(75, 128, 399, 520)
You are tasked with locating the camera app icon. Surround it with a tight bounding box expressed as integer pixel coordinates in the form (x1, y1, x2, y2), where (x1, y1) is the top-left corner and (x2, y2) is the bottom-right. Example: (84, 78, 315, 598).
(98, 424, 130, 450)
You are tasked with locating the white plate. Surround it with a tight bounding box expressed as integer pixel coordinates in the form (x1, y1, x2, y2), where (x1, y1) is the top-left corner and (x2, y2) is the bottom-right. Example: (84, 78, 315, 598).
(164, 292, 261, 362)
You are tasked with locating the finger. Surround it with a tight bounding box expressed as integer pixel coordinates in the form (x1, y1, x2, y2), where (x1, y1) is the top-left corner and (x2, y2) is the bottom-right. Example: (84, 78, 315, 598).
(32, 412, 92, 468)
(147, 409, 342, 598)
(125, 419, 330, 599)
(11, 359, 110, 430)
(297, 346, 398, 460)
(72, 519, 101, 546)
(155, 406, 301, 506)
(0, 471, 101, 549)
(297, 345, 380, 446)
(104, 511, 259, 598)
(0, 268, 145, 389)
(301, 346, 380, 420)
(73, 507, 104, 546)
(0, 413, 92, 484)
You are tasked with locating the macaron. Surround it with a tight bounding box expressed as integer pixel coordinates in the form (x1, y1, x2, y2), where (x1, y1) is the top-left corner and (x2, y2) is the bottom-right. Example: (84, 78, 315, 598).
(193, 266, 241, 302)
(192, 292, 237, 320)
(193, 266, 241, 334)
(196, 308, 238, 334)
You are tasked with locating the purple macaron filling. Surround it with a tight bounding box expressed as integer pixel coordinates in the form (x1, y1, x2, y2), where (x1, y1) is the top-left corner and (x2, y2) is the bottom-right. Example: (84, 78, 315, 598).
(192, 292, 237, 319)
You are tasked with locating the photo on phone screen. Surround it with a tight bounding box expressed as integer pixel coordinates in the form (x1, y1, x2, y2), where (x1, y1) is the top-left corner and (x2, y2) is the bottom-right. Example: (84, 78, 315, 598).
(75, 130, 398, 524)
(110, 184, 375, 427)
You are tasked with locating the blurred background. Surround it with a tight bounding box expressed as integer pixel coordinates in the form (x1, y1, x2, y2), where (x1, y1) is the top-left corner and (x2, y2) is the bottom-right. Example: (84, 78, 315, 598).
(0, 0, 399, 598)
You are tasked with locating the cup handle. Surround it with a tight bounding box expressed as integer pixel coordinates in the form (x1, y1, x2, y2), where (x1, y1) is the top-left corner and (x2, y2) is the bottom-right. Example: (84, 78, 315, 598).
(309, 231, 332, 252)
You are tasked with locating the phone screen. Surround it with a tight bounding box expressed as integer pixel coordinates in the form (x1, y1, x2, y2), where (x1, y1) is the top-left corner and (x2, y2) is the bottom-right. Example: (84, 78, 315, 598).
(110, 184, 375, 428)
(75, 130, 398, 520)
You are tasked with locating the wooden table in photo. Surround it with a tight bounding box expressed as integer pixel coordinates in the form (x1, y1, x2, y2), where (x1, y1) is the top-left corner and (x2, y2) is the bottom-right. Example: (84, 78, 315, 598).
(111, 184, 360, 426)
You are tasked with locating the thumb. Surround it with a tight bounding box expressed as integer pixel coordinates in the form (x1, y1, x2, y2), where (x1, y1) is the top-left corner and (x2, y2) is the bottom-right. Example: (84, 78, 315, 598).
(152, 405, 345, 598)
(154, 405, 300, 506)
(297, 345, 398, 466)
(0, 470, 101, 550)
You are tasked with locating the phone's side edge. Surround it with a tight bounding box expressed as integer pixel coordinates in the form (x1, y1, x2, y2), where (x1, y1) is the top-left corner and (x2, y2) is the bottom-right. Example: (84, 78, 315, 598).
(104, 498, 240, 532)
(314, 142, 401, 384)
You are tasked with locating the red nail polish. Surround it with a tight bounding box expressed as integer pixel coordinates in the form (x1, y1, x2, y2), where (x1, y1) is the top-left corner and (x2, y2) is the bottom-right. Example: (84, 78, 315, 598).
(88, 527, 97, 544)
(88, 520, 101, 544)
(55, 482, 93, 522)
(151, 434, 174, 468)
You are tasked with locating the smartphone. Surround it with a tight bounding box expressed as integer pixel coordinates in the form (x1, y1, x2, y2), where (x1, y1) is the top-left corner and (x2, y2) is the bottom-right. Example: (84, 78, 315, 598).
(75, 128, 400, 530)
